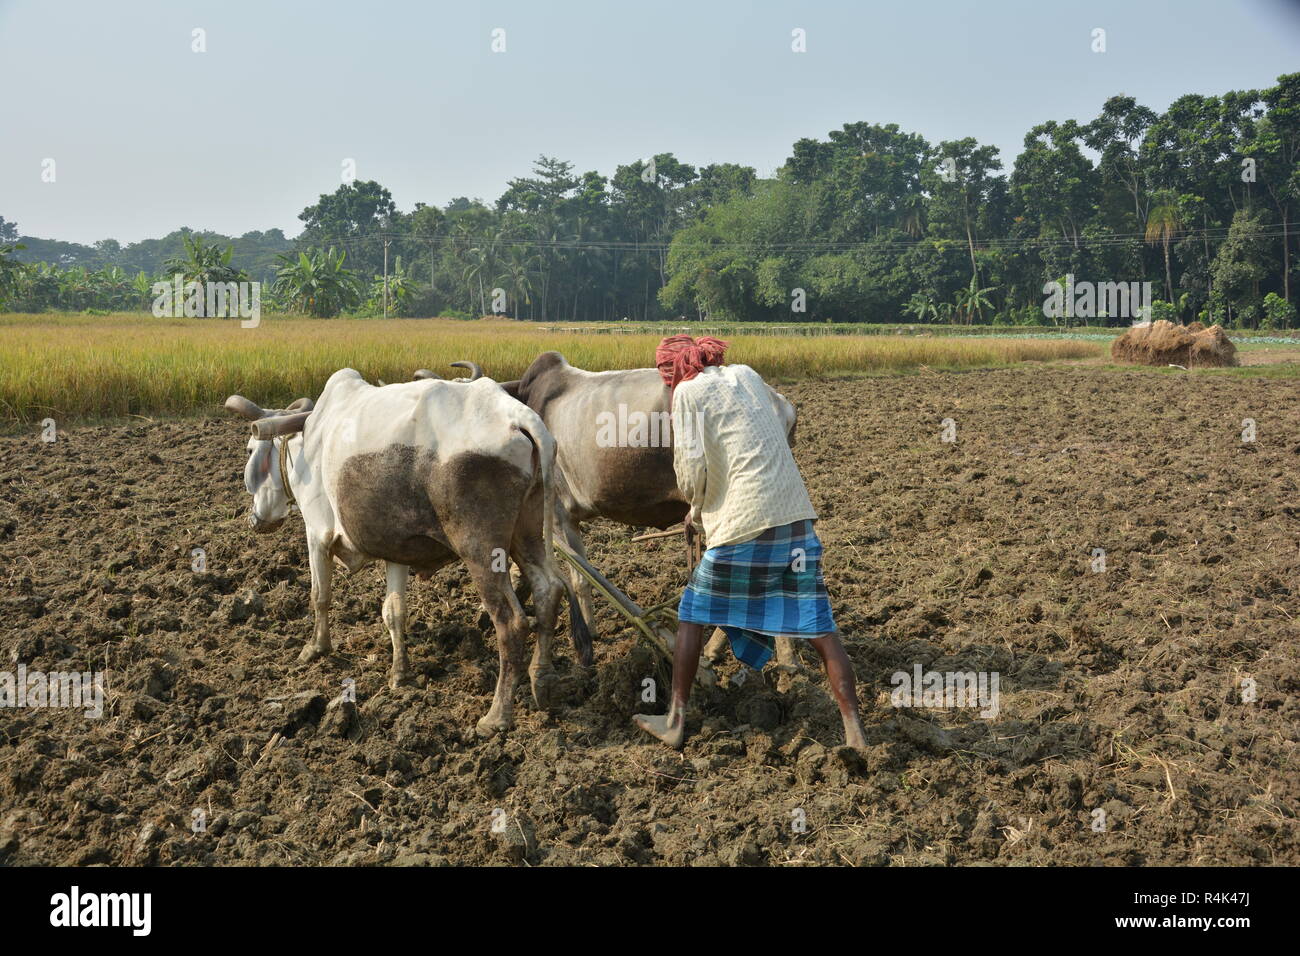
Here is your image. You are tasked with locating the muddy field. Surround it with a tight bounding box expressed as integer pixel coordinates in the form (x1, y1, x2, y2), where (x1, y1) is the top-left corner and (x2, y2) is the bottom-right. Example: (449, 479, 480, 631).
(1, 366, 1296, 866)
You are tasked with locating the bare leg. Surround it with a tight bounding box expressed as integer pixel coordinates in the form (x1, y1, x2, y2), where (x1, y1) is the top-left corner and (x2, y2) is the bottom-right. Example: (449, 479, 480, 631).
(807, 633, 868, 749)
(300, 536, 333, 663)
(382, 562, 413, 689)
(633, 620, 704, 749)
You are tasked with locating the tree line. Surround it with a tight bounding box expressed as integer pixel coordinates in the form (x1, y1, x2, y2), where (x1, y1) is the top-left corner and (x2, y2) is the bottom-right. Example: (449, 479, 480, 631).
(2, 72, 1296, 328)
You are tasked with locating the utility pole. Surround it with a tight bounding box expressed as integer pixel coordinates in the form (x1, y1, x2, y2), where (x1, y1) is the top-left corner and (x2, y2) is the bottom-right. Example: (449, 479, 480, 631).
(379, 238, 390, 319)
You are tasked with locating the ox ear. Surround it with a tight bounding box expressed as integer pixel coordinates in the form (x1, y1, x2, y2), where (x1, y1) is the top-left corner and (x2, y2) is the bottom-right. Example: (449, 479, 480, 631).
(225, 395, 265, 420)
(251, 411, 311, 441)
(286, 397, 314, 413)
(413, 369, 441, 381)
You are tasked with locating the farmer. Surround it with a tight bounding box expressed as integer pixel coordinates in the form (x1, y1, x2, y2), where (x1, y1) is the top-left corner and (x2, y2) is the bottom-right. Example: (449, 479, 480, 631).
(634, 335, 868, 751)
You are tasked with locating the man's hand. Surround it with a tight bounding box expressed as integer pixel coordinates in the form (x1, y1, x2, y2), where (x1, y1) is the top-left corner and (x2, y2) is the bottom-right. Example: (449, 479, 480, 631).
(686, 506, 702, 531)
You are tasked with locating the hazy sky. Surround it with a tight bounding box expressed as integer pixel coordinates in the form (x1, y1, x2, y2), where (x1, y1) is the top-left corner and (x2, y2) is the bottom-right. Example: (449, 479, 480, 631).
(2, 0, 1297, 245)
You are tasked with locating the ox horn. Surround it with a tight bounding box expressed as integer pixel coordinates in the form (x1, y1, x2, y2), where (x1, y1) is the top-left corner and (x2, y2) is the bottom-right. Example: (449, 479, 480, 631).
(250, 411, 311, 441)
(450, 360, 483, 381)
(225, 395, 265, 420)
(413, 368, 442, 380)
(286, 397, 315, 412)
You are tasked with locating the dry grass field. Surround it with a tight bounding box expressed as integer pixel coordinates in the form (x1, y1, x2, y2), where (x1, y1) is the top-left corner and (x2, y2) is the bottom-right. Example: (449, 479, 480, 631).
(0, 314, 1104, 423)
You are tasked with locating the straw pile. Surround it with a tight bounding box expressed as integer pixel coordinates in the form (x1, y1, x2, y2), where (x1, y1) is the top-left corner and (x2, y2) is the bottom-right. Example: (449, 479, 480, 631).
(1110, 320, 1238, 368)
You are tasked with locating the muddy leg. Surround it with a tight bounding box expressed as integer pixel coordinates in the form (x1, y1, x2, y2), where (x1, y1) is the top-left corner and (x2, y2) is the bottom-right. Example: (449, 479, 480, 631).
(634, 620, 704, 750)
(807, 633, 868, 749)
(561, 518, 599, 652)
(519, 556, 562, 710)
(775, 636, 802, 673)
(468, 560, 528, 737)
(703, 627, 729, 662)
(511, 562, 532, 609)
(300, 536, 333, 663)
(382, 562, 413, 689)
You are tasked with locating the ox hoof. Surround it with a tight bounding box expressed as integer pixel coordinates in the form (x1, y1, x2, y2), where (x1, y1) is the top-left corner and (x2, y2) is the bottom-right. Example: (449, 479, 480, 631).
(298, 644, 327, 664)
(530, 670, 559, 711)
(475, 713, 512, 738)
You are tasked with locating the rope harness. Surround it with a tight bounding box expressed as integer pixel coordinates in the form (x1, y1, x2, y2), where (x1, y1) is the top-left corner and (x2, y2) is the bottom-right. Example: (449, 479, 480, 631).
(277, 435, 295, 506)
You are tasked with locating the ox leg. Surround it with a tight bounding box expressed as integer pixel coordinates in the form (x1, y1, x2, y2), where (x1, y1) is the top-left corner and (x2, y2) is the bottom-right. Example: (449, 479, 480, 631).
(559, 515, 597, 662)
(775, 636, 803, 673)
(382, 562, 413, 689)
(468, 560, 528, 737)
(515, 545, 564, 712)
(300, 536, 334, 663)
(511, 563, 533, 610)
(704, 627, 729, 662)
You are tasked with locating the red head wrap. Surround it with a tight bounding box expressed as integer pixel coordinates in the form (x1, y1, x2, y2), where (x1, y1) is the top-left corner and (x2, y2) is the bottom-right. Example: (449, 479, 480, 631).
(655, 335, 730, 390)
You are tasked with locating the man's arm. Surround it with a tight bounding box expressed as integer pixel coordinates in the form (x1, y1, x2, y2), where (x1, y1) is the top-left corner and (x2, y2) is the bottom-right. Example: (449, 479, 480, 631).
(672, 386, 707, 526)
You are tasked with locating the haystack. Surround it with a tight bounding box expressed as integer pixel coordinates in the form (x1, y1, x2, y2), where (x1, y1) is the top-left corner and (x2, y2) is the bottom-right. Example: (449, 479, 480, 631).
(1110, 319, 1237, 368)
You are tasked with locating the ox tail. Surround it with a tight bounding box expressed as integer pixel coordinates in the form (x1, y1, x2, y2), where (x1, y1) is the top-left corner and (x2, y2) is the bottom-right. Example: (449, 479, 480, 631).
(513, 408, 593, 666)
(511, 408, 557, 569)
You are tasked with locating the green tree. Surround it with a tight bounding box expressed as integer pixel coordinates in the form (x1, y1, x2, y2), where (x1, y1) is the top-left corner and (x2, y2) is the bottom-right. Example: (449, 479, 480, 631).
(272, 248, 364, 317)
(297, 180, 397, 278)
(952, 275, 997, 325)
(162, 233, 248, 287)
(1144, 190, 1184, 304)
(0, 242, 26, 306)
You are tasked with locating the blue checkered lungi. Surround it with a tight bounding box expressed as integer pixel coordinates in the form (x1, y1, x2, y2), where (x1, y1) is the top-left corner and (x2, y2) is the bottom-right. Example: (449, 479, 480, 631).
(678, 518, 836, 669)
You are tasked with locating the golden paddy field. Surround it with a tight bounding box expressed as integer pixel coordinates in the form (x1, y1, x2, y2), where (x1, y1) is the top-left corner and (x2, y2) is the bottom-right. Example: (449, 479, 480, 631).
(0, 313, 1113, 424)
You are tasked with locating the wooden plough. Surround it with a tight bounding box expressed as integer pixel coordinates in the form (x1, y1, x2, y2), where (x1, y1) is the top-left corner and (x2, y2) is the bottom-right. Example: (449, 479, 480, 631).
(554, 534, 717, 690)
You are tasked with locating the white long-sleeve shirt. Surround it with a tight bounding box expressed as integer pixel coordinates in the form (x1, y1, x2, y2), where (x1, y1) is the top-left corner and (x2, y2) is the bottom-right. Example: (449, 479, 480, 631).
(671, 364, 817, 548)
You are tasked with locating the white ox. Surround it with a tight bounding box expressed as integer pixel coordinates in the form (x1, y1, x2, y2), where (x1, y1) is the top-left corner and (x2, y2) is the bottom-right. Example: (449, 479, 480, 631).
(225, 367, 569, 736)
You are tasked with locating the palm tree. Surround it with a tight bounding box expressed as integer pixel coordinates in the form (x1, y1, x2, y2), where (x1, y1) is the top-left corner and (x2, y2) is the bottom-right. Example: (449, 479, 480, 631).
(498, 249, 536, 319)
(95, 266, 131, 309)
(953, 275, 997, 324)
(1145, 190, 1182, 305)
(163, 233, 247, 287)
(368, 255, 413, 316)
(904, 291, 936, 323)
(272, 247, 364, 317)
(462, 252, 489, 316)
(130, 271, 155, 311)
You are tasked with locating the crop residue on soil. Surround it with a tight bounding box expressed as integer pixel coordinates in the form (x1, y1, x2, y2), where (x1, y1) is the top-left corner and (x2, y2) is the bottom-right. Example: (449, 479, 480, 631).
(0, 366, 1297, 865)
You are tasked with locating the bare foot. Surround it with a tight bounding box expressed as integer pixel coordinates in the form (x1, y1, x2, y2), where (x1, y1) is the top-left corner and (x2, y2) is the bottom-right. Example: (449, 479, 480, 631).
(633, 712, 686, 749)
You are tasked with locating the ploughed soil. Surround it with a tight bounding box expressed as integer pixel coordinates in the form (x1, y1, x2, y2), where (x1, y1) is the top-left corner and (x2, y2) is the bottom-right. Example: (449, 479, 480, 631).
(1, 366, 1297, 866)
